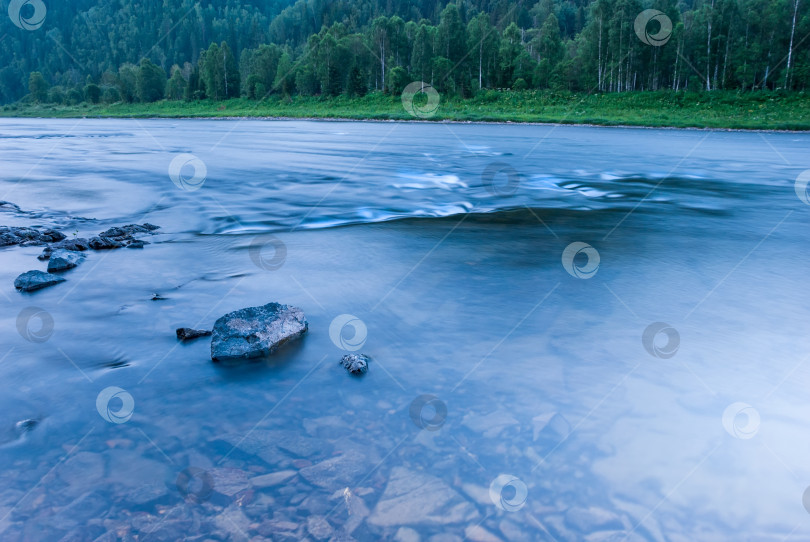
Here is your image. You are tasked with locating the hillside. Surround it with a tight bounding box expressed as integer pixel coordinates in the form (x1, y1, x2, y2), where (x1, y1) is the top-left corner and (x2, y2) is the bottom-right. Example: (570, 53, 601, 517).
(2, 0, 808, 107)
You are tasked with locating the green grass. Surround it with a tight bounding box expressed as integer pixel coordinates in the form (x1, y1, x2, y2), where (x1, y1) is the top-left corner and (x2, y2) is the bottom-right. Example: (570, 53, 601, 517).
(3, 89, 809, 130)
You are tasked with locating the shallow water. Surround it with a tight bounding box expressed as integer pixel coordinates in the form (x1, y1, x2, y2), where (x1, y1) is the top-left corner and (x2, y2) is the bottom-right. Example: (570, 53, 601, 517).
(1, 118, 809, 541)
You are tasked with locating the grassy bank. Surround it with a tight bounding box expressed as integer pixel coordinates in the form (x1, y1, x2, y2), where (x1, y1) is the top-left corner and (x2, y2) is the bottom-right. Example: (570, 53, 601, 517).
(2, 90, 809, 130)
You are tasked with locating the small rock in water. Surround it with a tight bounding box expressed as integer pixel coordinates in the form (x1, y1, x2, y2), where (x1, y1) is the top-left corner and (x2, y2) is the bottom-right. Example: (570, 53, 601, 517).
(340, 353, 370, 375)
(38, 238, 90, 260)
(46, 249, 85, 272)
(88, 223, 160, 250)
(211, 302, 308, 363)
(176, 328, 212, 341)
(88, 236, 126, 249)
(14, 419, 38, 436)
(14, 270, 66, 292)
(151, 293, 167, 301)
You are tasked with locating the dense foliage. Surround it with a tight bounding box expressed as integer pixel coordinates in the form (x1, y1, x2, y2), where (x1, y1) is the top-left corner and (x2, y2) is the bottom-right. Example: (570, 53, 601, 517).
(1, 0, 808, 105)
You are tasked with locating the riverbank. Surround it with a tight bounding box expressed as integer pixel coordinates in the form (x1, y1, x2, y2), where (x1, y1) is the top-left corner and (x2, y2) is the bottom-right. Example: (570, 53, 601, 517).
(2, 90, 809, 130)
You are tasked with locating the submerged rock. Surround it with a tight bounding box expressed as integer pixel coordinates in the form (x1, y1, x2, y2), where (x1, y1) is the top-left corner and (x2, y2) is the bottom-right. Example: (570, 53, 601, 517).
(38, 238, 90, 260)
(0, 226, 65, 247)
(47, 249, 85, 272)
(340, 353, 370, 375)
(368, 466, 480, 527)
(14, 270, 66, 292)
(210, 302, 308, 363)
(176, 328, 212, 341)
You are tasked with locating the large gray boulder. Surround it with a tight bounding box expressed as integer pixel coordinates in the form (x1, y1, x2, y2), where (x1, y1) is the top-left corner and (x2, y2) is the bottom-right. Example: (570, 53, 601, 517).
(14, 270, 66, 292)
(211, 302, 307, 363)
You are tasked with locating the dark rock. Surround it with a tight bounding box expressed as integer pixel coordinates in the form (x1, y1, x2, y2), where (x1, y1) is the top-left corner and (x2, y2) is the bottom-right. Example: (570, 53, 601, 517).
(176, 328, 212, 341)
(38, 238, 90, 260)
(14, 270, 66, 292)
(88, 236, 125, 249)
(0, 226, 66, 247)
(47, 249, 85, 272)
(88, 224, 160, 250)
(99, 224, 159, 237)
(340, 354, 370, 375)
(211, 302, 308, 363)
(14, 419, 38, 436)
(151, 293, 167, 301)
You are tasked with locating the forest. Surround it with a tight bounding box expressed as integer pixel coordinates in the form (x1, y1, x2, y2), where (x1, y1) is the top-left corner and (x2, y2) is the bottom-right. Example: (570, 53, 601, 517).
(1, 0, 808, 106)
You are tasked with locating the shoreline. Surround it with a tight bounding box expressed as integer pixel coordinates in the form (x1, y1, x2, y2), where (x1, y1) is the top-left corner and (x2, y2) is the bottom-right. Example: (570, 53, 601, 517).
(3, 114, 807, 133)
(4, 90, 808, 132)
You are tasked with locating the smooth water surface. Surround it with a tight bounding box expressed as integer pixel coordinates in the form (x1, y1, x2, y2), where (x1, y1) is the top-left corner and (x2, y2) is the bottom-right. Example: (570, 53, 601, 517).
(0, 118, 809, 541)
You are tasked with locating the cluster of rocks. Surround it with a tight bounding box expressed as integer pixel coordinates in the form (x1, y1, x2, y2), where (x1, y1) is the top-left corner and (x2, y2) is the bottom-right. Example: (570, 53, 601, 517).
(179, 302, 371, 376)
(0, 226, 65, 247)
(10, 223, 160, 292)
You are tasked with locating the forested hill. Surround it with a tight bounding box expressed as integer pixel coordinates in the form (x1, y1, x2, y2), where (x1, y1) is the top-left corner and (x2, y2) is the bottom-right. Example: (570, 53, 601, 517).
(2, 0, 808, 105)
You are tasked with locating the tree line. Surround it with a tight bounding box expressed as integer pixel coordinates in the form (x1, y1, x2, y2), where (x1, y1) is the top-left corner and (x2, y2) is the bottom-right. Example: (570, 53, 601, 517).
(5, 0, 810, 106)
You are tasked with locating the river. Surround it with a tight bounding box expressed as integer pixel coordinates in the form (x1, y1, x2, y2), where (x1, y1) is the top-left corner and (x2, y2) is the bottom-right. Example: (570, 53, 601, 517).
(1, 118, 809, 541)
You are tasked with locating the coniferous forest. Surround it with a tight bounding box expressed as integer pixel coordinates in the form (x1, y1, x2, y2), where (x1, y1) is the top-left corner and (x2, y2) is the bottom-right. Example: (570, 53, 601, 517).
(1, 0, 809, 106)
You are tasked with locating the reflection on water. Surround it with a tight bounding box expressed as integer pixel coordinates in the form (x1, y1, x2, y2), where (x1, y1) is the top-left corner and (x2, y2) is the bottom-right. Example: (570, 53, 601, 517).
(0, 119, 809, 540)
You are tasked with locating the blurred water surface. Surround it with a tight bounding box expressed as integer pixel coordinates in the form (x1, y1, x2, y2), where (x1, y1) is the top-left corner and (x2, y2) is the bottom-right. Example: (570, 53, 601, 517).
(0, 118, 809, 541)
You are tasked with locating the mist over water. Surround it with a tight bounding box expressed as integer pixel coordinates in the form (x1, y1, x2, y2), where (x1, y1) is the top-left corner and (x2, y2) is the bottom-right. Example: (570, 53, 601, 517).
(1, 118, 809, 540)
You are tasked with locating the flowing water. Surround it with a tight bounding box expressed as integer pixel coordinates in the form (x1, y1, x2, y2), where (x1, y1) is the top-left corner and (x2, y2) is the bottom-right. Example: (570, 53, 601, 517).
(0, 118, 809, 541)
